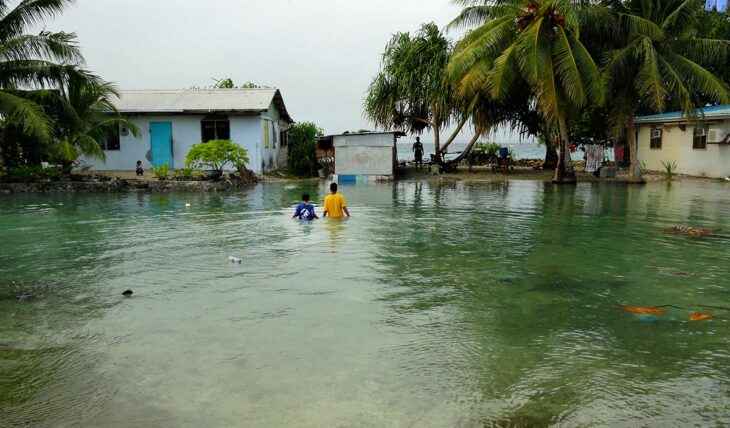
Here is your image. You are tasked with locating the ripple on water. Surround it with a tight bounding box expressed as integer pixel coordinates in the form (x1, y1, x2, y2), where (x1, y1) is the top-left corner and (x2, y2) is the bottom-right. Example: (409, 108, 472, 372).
(1, 181, 730, 426)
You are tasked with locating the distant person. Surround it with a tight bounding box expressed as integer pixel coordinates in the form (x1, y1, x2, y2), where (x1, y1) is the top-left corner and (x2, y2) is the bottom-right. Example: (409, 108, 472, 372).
(412, 137, 424, 170)
(135, 160, 144, 176)
(293, 192, 318, 221)
(323, 183, 350, 218)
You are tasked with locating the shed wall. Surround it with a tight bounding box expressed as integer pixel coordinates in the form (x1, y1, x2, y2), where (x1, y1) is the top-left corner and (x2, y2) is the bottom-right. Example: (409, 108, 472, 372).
(335, 146, 395, 176)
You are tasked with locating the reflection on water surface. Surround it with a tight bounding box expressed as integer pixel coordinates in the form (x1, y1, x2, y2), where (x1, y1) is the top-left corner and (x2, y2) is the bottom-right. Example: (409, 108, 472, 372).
(1, 180, 729, 426)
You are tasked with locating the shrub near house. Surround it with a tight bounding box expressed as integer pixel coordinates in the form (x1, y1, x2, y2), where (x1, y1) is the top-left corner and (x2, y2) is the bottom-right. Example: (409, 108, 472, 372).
(186, 139, 250, 172)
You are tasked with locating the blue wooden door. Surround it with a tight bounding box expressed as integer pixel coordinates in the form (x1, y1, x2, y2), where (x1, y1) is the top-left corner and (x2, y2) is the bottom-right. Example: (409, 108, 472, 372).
(150, 122, 173, 169)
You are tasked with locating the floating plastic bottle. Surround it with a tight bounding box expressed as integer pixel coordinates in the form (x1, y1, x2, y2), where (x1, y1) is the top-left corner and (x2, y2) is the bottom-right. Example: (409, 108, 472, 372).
(228, 256, 243, 265)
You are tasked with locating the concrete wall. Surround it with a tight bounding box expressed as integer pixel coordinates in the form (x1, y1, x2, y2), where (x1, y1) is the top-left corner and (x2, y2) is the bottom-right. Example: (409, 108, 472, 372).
(81, 112, 285, 174)
(637, 120, 730, 178)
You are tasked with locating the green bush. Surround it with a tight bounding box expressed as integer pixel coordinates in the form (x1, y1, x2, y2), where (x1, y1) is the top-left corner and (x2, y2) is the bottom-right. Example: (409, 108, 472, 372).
(3, 166, 61, 183)
(152, 162, 170, 180)
(173, 168, 204, 181)
(186, 139, 249, 171)
(287, 122, 323, 177)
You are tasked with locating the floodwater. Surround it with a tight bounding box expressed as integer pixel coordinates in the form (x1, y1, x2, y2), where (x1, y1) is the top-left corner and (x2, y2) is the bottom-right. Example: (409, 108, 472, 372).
(1, 180, 729, 427)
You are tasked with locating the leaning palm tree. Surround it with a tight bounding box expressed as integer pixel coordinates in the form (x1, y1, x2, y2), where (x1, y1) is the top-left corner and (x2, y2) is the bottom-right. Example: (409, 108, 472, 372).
(0, 0, 91, 139)
(50, 77, 139, 168)
(590, 0, 729, 182)
(364, 23, 472, 164)
(448, 0, 604, 183)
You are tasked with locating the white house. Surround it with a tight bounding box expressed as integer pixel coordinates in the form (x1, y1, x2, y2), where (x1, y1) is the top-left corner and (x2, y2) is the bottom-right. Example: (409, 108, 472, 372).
(636, 105, 730, 178)
(82, 88, 294, 173)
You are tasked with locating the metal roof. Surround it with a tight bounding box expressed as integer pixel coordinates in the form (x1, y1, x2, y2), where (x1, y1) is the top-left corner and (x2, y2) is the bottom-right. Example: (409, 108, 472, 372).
(112, 89, 294, 123)
(635, 105, 730, 124)
(317, 131, 407, 140)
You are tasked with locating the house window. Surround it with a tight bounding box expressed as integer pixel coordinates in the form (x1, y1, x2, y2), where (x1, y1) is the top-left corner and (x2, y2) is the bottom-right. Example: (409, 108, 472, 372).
(650, 128, 662, 149)
(272, 123, 278, 148)
(280, 130, 288, 147)
(693, 127, 707, 150)
(101, 131, 120, 151)
(201, 119, 230, 142)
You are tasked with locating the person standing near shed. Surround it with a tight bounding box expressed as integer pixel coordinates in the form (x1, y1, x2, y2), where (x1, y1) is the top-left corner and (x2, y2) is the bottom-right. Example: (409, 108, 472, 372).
(323, 183, 350, 218)
(412, 137, 424, 170)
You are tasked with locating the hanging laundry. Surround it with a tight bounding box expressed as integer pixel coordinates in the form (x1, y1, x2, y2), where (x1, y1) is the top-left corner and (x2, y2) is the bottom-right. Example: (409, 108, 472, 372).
(706, 0, 718, 11)
(615, 145, 625, 163)
(718, 0, 727, 12)
(569, 144, 577, 153)
(585, 144, 604, 173)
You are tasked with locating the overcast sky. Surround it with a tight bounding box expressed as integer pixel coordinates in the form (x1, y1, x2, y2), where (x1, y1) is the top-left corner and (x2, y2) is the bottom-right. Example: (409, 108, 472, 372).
(44, 0, 465, 135)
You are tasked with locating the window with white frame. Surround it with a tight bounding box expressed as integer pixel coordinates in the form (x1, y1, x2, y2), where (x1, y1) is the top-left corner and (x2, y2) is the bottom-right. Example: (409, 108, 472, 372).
(650, 128, 662, 149)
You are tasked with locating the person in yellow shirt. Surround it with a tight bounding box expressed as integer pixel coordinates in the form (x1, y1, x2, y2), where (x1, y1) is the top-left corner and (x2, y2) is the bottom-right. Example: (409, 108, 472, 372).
(322, 182, 351, 218)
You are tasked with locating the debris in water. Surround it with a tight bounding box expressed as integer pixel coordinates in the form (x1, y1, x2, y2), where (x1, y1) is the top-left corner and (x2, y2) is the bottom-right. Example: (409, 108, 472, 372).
(122, 290, 133, 297)
(228, 256, 243, 265)
(689, 313, 714, 321)
(623, 306, 667, 315)
(664, 226, 714, 236)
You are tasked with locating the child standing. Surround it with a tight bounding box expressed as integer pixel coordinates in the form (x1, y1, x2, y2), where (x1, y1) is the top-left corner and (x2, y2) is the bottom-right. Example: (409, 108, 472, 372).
(293, 192, 319, 221)
(135, 160, 144, 176)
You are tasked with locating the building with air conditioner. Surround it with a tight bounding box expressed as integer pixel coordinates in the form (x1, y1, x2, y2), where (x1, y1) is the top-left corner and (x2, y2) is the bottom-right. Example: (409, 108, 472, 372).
(636, 105, 730, 178)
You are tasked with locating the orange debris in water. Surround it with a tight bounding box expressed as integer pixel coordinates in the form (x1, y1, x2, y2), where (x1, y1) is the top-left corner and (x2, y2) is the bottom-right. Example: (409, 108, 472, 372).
(689, 313, 714, 321)
(623, 306, 667, 315)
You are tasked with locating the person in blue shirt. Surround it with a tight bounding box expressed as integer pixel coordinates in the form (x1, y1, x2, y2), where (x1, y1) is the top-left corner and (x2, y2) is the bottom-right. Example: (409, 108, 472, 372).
(293, 192, 318, 221)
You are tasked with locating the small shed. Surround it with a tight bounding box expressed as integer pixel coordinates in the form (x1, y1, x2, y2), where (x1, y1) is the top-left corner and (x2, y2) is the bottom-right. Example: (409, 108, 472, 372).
(317, 131, 405, 180)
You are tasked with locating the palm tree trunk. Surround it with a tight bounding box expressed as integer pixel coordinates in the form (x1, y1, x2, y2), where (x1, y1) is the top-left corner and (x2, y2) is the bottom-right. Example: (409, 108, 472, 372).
(447, 127, 484, 165)
(439, 116, 469, 154)
(626, 116, 644, 184)
(542, 121, 558, 170)
(433, 121, 441, 164)
(552, 115, 576, 184)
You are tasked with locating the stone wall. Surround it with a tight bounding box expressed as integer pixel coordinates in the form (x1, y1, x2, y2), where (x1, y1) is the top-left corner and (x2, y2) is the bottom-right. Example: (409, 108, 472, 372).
(0, 175, 257, 194)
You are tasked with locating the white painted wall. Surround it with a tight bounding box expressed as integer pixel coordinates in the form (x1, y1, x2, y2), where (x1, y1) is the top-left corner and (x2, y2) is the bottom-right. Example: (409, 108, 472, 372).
(82, 114, 271, 173)
(637, 120, 730, 178)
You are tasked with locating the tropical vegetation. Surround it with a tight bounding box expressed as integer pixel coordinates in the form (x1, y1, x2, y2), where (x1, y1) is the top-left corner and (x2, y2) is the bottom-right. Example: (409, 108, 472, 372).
(363, 0, 729, 183)
(287, 121, 323, 177)
(585, 0, 729, 182)
(0, 0, 138, 175)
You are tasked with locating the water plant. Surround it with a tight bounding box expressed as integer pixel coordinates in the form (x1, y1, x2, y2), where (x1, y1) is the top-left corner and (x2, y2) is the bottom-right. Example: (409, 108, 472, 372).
(660, 160, 678, 181)
(152, 162, 170, 180)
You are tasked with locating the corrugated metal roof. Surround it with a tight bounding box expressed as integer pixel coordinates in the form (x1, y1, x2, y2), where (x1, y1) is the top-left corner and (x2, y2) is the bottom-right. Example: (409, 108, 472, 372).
(635, 104, 730, 123)
(112, 89, 294, 123)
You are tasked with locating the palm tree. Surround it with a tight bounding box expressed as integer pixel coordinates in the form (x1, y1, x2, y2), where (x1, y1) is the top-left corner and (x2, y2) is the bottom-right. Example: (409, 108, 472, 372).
(364, 23, 472, 164)
(0, 0, 91, 139)
(50, 77, 139, 168)
(448, 0, 604, 183)
(588, 0, 729, 182)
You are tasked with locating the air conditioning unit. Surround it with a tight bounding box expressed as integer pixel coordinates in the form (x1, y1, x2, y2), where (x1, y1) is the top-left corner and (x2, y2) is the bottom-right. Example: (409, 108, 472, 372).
(708, 129, 722, 143)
